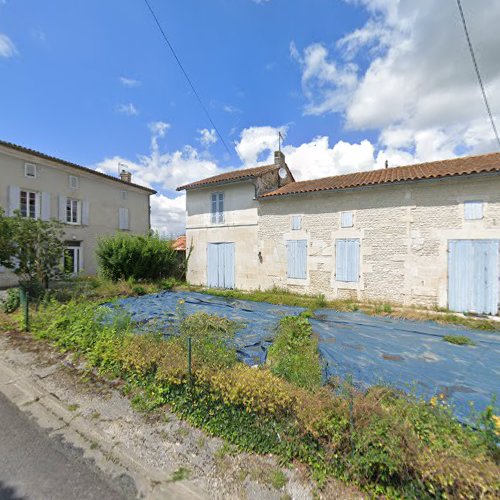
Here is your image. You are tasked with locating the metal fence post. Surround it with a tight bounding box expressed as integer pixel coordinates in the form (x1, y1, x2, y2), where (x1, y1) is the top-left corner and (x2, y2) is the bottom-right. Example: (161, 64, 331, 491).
(21, 289, 30, 332)
(187, 336, 192, 381)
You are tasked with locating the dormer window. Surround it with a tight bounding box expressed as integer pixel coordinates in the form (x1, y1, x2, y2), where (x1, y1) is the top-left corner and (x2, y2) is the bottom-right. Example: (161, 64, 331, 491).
(24, 163, 37, 178)
(211, 192, 224, 224)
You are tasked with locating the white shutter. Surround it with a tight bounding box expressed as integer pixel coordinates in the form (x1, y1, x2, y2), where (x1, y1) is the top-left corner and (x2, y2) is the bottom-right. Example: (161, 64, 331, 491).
(8, 186, 20, 216)
(41, 192, 51, 221)
(81, 200, 89, 225)
(211, 194, 217, 224)
(119, 207, 129, 230)
(218, 193, 224, 223)
(58, 195, 67, 222)
(291, 215, 302, 230)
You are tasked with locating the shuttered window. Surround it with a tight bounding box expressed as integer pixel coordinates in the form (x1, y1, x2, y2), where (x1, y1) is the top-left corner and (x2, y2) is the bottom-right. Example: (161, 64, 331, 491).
(211, 192, 224, 224)
(336, 239, 360, 282)
(464, 201, 483, 220)
(119, 207, 130, 230)
(340, 211, 353, 228)
(287, 240, 307, 279)
(291, 215, 302, 230)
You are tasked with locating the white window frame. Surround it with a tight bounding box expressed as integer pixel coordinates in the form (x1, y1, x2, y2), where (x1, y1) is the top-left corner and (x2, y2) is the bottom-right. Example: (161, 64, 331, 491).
(66, 198, 81, 225)
(340, 211, 354, 228)
(211, 192, 224, 224)
(69, 175, 79, 190)
(20, 189, 40, 219)
(464, 200, 483, 220)
(64, 243, 82, 276)
(24, 163, 37, 178)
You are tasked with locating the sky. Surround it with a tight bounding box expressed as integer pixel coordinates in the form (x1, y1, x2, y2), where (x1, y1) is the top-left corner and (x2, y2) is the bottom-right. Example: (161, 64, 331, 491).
(1, 0, 500, 235)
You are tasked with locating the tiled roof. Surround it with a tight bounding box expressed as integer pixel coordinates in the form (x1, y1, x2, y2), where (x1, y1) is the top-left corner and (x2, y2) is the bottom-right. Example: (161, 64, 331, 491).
(172, 235, 186, 251)
(177, 164, 278, 191)
(0, 139, 157, 194)
(260, 152, 500, 198)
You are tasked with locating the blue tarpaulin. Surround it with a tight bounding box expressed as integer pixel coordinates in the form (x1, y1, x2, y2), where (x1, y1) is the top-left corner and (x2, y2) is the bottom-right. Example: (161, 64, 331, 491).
(110, 291, 499, 421)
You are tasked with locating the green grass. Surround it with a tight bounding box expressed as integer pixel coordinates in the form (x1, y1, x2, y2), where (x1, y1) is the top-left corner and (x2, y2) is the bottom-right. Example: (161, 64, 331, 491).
(443, 334, 476, 346)
(169, 466, 191, 482)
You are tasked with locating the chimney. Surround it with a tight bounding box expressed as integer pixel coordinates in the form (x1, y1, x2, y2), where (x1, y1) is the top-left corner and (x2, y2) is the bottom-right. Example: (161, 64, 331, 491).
(120, 169, 132, 183)
(274, 150, 286, 166)
(385, 160, 389, 169)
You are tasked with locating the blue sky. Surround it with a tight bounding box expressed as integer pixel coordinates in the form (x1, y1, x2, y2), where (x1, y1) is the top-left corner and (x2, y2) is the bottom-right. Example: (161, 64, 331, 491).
(1, 0, 499, 234)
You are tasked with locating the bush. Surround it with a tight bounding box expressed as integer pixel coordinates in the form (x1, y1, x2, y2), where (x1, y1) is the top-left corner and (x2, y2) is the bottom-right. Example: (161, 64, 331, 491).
(1, 288, 20, 313)
(96, 233, 178, 282)
(267, 314, 323, 390)
(443, 334, 476, 346)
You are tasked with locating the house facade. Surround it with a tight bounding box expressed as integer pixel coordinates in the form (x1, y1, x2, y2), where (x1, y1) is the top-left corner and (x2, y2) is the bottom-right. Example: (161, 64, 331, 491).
(0, 140, 155, 287)
(179, 151, 500, 316)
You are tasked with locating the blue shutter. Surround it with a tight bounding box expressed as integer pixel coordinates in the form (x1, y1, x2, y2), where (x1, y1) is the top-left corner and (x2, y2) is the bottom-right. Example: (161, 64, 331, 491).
(341, 211, 353, 228)
(207, 243, 219, 287)
(218, 193, 224, 223)
(287, 240, 307, 279)
(211, 194, 217, 224)
(41, 192, 51, 221)
(464, 201, 483, 220)
(291, 215, 302, 230)
(8, 185, 20, 216)
(223, 243, 235, 288)
(336, 239, 360, 282)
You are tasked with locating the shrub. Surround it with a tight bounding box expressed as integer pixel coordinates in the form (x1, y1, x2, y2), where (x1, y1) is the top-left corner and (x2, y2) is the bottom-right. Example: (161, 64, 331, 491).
(443, 334, 476, 346)
(267, 314, 322, 390)
(96, 233, 178, 282)
(1, 288, 20, 313)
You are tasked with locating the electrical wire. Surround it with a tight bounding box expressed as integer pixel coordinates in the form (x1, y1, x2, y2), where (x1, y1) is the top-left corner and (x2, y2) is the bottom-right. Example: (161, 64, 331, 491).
(142, 0, 232, 155)
(456, 0, 500, 149)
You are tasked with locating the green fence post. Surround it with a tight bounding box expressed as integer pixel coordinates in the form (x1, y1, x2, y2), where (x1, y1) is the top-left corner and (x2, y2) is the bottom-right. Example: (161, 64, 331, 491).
(22, 289, 30, 332)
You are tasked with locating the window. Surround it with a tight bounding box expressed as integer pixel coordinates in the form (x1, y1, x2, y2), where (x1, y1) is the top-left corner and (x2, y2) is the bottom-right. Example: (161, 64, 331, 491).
(287, 240, 307, 279)
(119, 207, 130, 230)
(464, 201, 483, 220)
(64, 243, 82, 276)
(121, 190, 128, 200)
(336, 239, 360, 282)
(20, 190, 39, 218)
(66, 198, 80, 224)
(24, 163, 37, 178)
(291, 215, 302, 230)
(211, 192, 224, 224)
(69, 175, 79, 190)
(340, 211, 354, 228)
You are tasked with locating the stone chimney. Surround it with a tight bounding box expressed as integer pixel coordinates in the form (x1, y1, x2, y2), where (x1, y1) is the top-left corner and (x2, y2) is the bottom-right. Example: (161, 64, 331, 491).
(274, 150, 286, 166)
(120, 169, 132, 183)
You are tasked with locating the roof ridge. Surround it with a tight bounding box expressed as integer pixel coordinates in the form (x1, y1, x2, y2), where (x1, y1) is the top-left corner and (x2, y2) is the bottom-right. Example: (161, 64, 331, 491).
(0, 139, 156, 194)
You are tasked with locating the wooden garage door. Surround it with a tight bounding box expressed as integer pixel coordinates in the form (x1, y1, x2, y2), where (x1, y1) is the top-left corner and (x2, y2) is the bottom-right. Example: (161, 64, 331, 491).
(448, 239, 499, 315)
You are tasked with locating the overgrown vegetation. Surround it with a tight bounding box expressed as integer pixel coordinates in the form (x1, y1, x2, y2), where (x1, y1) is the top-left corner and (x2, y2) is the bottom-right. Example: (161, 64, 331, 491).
(267, 313, 322, 390)
(443, 334, 476, 346)
(1, 288, 20, 313)
(96, 233, 183, 282)
(183, 285, 500, 331)
(20, 300, 499, 498)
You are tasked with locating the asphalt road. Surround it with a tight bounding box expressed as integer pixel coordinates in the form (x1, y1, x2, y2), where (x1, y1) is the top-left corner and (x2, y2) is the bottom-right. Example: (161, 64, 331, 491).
(0, 392, 135, 500)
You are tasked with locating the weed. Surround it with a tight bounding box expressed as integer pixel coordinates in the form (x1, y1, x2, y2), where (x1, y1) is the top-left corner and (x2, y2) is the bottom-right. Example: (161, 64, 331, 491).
(169, 467, 191, 482)
(67, 403, 79, 412)
(90, 442, 99, 450)
(443, 334, 476, 346)
(90, 411, 101, 420)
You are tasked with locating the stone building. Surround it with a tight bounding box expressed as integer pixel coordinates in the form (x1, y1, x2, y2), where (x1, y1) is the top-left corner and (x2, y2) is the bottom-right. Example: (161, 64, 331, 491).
(178, 151, 500, 315)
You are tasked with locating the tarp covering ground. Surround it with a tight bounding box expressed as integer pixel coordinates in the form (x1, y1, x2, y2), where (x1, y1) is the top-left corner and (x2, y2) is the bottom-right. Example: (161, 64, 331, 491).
(110, 291, 499, 421)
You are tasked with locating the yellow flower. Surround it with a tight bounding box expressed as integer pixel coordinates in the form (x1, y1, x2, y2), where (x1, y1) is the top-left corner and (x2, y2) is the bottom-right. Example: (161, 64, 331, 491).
(493, 415, 500, 436)
(429, 396, 437, 407)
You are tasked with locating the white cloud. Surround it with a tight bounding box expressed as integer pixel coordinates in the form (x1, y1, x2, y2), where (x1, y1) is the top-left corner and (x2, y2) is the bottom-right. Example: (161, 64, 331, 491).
(235, 125, 376, 180)
(222, 104, 241, 114)
(150, 193, 186, 236)
(116, 103, 139, 116)
(236, 125, 288, 165)
(119, 76, 141, 88)
(198, 128, 218, 146)
(292, 0, 500, 159)
(0, 33, 17, 58)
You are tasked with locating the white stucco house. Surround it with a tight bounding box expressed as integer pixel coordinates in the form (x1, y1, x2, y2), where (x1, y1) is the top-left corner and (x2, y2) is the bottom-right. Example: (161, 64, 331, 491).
(0, 140, 156, 287)
(178, 150, 500, 316)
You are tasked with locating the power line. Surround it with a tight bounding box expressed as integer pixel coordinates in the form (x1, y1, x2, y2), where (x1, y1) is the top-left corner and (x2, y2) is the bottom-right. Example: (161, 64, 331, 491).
(142, 0, 232, 155)
(456, 0, 500, 149)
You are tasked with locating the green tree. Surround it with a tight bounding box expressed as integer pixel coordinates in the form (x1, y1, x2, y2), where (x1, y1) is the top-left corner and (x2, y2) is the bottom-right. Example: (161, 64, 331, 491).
(0, 208, 65, 293)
